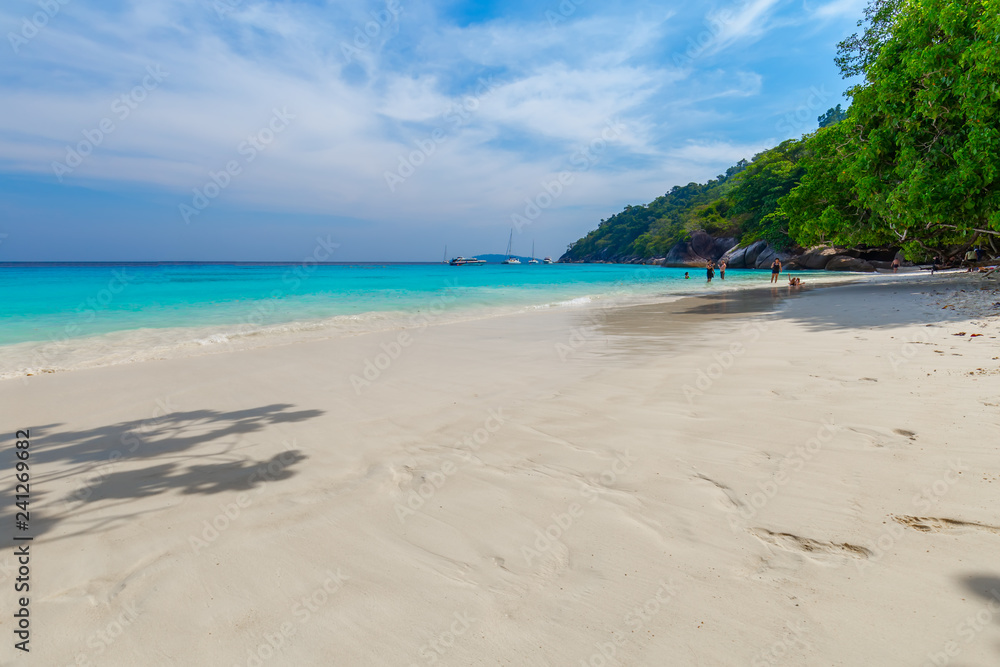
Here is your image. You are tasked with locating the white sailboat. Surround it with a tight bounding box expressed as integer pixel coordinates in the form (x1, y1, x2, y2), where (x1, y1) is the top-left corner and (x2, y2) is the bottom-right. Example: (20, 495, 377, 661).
(501, 229, 521, 264)
(528, 241, 539, 264)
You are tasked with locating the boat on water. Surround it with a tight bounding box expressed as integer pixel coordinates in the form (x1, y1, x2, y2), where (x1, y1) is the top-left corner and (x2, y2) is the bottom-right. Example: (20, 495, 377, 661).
(449, 256, 486, 266)
(543, 257, 554, 264)
(528, 241, 539, 264)
(501, 229, 521, 264)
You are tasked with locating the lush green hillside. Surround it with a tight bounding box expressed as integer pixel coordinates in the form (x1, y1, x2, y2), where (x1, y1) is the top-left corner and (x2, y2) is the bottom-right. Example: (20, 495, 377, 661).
(562, 169, 736, 262)
(564, 0, 1000, 264)
(562, 140, 805, 261)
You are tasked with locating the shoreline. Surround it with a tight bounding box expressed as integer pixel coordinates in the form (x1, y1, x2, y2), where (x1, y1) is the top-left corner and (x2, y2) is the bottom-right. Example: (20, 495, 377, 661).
(0, 267, 863, 381)
(2, 272, 999, 665)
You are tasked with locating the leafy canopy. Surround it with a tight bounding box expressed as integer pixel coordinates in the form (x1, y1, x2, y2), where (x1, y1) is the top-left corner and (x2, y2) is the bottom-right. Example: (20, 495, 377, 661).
(786, 0, 1000, 257)
(818, 104, 848, 128)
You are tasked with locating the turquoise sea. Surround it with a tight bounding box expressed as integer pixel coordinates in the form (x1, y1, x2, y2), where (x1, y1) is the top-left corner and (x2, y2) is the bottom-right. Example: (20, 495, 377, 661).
(0, 262, 784, 377)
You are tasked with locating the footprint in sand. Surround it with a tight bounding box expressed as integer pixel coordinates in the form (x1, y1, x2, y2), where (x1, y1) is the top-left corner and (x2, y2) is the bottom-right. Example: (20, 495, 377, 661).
(845, 425, 916, 449)
(749, 528, 872, 564)
(692, 473, 743, 512)
(893, 515, 1000, 536)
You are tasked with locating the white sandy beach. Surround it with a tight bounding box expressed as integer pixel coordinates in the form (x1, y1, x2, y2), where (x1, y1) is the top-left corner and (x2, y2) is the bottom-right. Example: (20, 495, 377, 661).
(2, 273, 999, 666)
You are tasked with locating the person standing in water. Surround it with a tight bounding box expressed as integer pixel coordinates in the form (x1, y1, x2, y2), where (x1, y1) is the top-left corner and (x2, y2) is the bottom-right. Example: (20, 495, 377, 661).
(719, 261, 727, 279)
(770, 258, 781, 284)
(706, 261, 715, 282)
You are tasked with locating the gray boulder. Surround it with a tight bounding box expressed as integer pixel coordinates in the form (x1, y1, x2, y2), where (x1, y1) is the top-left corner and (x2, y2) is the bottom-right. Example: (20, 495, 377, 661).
(712, 236, 738, 259)
(689, 231, 716, 259)
(720, 244, 747, 269)
(688, 231, 737, 261)
(798, 246, 841, 270)
(754, 246, 793, 269)
(754, 246, 779, 269)
(743, 240, 769, 267)
(661, 233, 739, 267)
(663, 242, 705, 267)
(825, 256, 875, 272)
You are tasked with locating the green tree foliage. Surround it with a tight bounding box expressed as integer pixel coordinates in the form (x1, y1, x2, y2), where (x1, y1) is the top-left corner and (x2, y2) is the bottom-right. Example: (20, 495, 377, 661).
(782, 122, 886, 247)
(818, 104, 848, 128)
(834, 0, 904, 79)
(562, 146, 807, 260)
(787, 0, 1000, 256)
(565, 179, 730, 260)
(728, 140, 807, 250)
(563, 158, 758, 260)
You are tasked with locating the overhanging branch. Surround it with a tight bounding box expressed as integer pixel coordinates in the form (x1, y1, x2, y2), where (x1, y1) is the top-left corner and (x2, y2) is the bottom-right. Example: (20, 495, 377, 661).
(936, 223, 1000, 237)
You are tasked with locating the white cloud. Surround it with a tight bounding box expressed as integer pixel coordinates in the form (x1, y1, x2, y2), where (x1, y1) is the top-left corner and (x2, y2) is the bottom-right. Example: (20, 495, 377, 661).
(811, 0, 867, 20)
(0, 0, 853, 256)
(704, 0, 784, 54)
(667, 140, 774, 166)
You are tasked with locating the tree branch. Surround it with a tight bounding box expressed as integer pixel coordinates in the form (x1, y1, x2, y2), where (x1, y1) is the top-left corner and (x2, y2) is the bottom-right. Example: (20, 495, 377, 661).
(936, 223, 1000, 237)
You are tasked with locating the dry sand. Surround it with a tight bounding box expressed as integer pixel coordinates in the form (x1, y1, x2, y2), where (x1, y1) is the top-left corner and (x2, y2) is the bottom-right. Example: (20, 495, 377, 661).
(2, 273, 999, 666)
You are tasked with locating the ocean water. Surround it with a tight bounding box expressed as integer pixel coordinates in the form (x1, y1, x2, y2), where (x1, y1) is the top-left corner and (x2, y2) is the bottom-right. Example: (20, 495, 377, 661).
(0, 262, 811, 378)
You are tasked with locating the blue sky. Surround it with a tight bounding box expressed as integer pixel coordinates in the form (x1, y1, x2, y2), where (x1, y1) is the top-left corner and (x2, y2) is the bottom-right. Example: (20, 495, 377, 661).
(0, 0, 865, 261)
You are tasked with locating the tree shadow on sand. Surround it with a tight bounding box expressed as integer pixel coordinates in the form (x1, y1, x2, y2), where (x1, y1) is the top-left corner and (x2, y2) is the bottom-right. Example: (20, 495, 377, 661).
(961, 575, 1000, 660)
(2, 404, 322, 544)
(964, 575, 1000, 616)
(652, 278, 995, 331)
(576, 278, 997, 359)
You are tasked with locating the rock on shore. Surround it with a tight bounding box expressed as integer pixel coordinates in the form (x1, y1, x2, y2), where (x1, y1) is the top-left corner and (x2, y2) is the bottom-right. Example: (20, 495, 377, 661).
(564, 236, 904, 274)
(655, 238, 902, 273)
